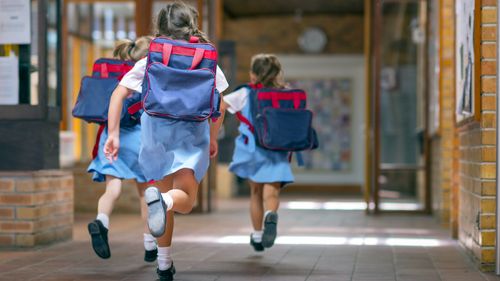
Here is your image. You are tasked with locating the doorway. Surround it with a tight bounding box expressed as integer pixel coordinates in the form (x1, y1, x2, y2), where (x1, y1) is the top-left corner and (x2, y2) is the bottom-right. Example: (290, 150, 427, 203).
(366, 0, 430, 213)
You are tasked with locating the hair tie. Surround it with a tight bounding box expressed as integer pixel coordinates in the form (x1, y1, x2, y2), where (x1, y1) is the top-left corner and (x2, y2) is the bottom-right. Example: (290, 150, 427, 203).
(128, 42, 135, 56)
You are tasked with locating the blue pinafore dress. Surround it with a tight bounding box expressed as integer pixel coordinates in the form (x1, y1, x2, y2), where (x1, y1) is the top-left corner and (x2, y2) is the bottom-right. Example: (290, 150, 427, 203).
(88, 124, 147, 183)
(228, 89, 294, 186)
(139, 114, 210, 183)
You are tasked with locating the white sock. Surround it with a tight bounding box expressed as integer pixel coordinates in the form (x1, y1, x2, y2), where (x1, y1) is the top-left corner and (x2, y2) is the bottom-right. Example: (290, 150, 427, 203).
(252, 230, 263, 243)
(96, 213, 109, 229)
(161, 193, 174, 211)
(264, 210, 274, 217)
(157, 247, 173, 270)
(144, 233, 157, 251)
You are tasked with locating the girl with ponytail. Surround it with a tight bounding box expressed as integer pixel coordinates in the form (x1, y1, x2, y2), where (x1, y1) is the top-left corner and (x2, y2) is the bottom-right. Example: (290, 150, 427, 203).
(104, 2, 229, 280)
(87, 36, 158, 263)
(221, 54, 294, 253)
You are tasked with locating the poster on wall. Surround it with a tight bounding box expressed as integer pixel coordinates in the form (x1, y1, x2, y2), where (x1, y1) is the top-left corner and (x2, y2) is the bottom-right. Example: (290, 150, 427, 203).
(289, 79, 352, 173)
(455, 0, 475, 121)
(0, 0, 31, 44)
(0, 51, 19, 105)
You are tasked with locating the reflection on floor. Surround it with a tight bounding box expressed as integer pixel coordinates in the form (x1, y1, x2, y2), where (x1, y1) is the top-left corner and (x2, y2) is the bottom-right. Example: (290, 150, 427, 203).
(0, 197, 499, 281)
(284, 200, 423, 211)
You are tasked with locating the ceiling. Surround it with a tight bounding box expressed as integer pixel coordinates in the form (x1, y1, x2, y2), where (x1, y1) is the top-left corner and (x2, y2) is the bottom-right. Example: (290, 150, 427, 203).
(223, 0, 365, 18)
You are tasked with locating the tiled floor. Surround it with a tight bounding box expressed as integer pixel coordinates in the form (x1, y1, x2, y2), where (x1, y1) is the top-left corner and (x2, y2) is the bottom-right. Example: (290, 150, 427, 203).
(1, 197, 500, 281)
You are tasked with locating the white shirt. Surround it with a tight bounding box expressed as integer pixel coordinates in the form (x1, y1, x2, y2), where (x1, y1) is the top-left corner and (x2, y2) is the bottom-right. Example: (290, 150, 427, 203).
(223, 87, 249, 114)
(119, 57, 229, 93)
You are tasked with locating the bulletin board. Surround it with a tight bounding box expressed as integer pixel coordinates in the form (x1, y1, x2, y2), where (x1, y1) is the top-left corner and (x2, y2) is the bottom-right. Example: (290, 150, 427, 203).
(455, 0, 478, 123)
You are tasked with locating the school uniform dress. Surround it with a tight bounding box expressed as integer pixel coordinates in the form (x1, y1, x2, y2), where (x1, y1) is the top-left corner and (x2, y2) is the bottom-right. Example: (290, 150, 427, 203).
(87, 124, 147, 183)
(224, 87, 294, 186)
(119, 57, 229, 183)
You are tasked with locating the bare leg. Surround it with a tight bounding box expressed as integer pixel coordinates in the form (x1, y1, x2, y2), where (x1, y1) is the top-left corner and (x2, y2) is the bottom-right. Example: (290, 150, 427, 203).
(151, 169, 198, 275)
(263, 182, 281, 212)
(89, 175, 122, 259)
(154, 169, 199, 247)
(249, 181, 264, 231)
(168, 169, 200, 214)
(97, 175, 122, 218)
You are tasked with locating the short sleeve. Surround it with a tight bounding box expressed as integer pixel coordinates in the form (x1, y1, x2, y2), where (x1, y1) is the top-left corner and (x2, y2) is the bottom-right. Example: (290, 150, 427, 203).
(119, 57, 147, 92)
(223, 87, 249, 114)
(216, 65, 229, 93)
(120, 59, 229, 94)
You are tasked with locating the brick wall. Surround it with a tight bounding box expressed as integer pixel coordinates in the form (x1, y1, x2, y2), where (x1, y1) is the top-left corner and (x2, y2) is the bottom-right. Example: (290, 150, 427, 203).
(72, 162, 142, 213)
(458, 0, 497, 271)
(431, 0, 458, 233)
(0, 171, 74, 247)
(222, 14, 364, 83)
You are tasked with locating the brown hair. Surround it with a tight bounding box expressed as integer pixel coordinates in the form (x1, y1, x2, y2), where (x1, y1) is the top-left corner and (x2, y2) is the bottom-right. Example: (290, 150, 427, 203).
(155, 1, 210, 43)
(113, 36, 152, 62)
(251, 54, 285, 88)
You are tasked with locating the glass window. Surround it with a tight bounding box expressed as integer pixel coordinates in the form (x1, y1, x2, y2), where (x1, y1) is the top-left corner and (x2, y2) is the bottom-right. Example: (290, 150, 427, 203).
(47, 0, 59, 107)
(29, 0, 39, 105)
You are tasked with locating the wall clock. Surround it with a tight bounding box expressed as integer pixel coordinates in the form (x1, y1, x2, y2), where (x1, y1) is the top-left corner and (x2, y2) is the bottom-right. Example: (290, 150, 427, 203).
(298, 27, 328, 54)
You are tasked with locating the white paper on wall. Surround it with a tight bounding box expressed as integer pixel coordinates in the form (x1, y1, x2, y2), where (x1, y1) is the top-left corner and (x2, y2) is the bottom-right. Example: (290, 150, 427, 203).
(0, 52, 19, 105)
(0, 0, 31, 44)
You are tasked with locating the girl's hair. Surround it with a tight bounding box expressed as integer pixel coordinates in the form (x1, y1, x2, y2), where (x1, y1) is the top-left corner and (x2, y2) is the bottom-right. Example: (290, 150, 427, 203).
(251, 54, 285, 88)
(113, 36, 153, 62)
(155, 1, 210, 43)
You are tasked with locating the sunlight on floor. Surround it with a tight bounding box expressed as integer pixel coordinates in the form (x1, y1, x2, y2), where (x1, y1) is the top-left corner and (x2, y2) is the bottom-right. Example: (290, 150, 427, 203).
(284, 201, 422, 211)
(175, 235, 444, 247)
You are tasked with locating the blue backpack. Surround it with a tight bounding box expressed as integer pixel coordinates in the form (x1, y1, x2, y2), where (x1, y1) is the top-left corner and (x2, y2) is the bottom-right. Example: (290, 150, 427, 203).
(72, 58, 142, 127)
(142, 36, 221, 121)
(236, 84, 319, 152)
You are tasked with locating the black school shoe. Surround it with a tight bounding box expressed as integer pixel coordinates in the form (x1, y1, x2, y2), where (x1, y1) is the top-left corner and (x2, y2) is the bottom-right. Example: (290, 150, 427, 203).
(156, 263, 176, 281)
(87, 220, 111, 259)
(145, 187, 167, 237)
(262, 211, 278, 248)
(250, 234, 264, 252)
(144, 248, 158, 262)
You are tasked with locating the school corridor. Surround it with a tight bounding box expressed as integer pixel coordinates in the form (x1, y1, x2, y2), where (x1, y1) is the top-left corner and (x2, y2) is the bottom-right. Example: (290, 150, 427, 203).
(0, 196, 498, 281)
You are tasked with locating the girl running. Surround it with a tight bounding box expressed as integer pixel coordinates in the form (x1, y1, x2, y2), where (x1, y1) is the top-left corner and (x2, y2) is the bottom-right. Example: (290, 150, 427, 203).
(221, 54, 294, 251)
(104, 2, 228, 280)
(87, 36, 159, 262)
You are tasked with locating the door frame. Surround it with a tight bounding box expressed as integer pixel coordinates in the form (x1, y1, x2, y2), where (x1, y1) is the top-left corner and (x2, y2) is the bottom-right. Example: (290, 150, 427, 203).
(365, 0, 432, 214)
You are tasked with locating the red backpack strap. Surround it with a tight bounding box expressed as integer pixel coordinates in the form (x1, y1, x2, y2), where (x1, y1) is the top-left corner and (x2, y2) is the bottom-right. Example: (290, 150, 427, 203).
(190, 48, 205, 70)
(92, 124, 106, 159)
(249, 83, 263, 89)
(162, 44, 173, 66)
(127, 101, 143, 115)
(100, 64, 109, 78)
(189, 36, 199, 43)
(150, 42, 217, 60)
(235, 112, 254, 133)
(93, 62, 133, 79)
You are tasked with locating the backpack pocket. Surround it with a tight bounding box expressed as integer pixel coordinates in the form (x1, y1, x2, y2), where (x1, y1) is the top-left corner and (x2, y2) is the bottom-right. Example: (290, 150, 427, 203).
(144, 62, 216, 121)
(72, 76, 119, 123)
(256, 108, 315, 151)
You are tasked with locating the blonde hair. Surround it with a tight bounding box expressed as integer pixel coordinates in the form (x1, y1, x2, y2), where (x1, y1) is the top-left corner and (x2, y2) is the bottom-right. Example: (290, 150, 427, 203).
(251, 54, 285, 88)
(113, 36, 153, 62)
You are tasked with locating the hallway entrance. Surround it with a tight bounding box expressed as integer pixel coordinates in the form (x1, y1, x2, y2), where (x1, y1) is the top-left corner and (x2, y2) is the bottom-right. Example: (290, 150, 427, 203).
(366, 0, 430, 213)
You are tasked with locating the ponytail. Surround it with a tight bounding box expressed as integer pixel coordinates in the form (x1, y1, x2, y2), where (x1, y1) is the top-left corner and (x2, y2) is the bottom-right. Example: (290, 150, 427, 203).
(251, 54, 285, 88)
(156, 1, 211, 44)
(113, 39, 135, 61)
(113, 36, 152, 62)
